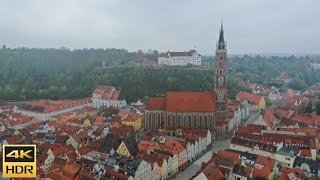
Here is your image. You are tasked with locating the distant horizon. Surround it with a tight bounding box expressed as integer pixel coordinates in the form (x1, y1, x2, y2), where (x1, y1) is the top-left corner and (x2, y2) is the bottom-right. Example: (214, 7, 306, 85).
(2, 45, 320, 57)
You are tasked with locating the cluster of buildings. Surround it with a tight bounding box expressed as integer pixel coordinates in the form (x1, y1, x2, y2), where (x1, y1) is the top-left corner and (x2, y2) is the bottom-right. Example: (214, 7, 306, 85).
(157, 49, 201, 66)
(0, 90, 215, 180)
(145, 23, 231, 139)
(1, 22, 319, 180)
(193, 123, 320, 179)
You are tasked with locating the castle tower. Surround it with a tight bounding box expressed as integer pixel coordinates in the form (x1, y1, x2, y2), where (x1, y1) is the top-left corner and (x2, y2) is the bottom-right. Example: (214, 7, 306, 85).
(214, 21, 227, 123)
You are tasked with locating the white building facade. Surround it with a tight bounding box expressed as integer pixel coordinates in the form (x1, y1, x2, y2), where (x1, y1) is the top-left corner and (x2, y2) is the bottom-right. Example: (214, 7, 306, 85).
(158, 50, 201, 66)
(15, 99, 92, 121)
(92, 85, 127, 109)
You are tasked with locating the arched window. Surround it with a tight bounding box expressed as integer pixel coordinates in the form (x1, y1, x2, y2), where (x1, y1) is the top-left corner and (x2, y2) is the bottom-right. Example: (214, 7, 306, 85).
(189, 115, 192, 127)
(194, 115, 197, 127)
(167, 115, 171, 126)
(205, 116, 208, 127)
(177, 115, 180, 127)
(200, 116, 202, 127)
(173, 115, 176, 127)
(184, 115, 187, 127)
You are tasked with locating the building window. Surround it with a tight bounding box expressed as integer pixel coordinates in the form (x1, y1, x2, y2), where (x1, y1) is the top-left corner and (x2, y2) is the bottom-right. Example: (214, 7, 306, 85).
(200, 116, 202, 127)
(205, 116, 208, 127)
(189, 115, 192, 127)
(173, 115, 176, 127)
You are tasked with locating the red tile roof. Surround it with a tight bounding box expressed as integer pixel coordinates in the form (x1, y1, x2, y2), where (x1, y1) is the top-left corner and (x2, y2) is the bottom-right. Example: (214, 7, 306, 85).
(166, 92, 215, 112)
(276, 173, 289, 180)
(105, 169, 129, 179)
(299, 149, 311, 157)
(217, 150, 241, 164)
(147, 98, 166, 111)
(291, 114, 320, 126)
(255, 155, 276, 169)
(22, 98, 92, 113)
(94, 85, 120, 100)
(62, 163, 81, 176)
(236, 91, 262, 105)
(253, 167, 271, 179)
(262, 109, 276, 129)
(280, 167, 306, 179)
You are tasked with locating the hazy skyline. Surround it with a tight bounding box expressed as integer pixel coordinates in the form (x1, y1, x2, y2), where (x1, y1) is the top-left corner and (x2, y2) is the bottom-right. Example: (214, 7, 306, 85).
(1, 0, 319, 54)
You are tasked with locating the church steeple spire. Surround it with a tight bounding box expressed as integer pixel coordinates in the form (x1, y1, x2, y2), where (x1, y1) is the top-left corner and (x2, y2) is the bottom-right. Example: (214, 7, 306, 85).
(217, 18, 225, 50)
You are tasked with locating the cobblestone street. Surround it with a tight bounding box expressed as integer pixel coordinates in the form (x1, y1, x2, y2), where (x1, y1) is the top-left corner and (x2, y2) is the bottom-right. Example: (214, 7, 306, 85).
(173, 138, 231, 180)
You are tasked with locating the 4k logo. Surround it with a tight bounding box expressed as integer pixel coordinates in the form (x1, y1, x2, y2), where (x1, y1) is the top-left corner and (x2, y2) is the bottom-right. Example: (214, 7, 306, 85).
(6, 150, 33, 159)
(2, 145, 36, 178)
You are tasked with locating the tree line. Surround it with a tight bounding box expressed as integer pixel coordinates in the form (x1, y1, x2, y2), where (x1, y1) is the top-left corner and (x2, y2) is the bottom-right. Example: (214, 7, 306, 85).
(0, 47, 319, 103)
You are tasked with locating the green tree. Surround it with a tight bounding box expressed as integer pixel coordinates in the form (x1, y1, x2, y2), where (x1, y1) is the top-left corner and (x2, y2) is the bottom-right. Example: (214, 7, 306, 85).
(305, 102, 314, 113)
(315, 102, 320, 115)
(97, 106, 119, 117)
(289, 78, 307, 91)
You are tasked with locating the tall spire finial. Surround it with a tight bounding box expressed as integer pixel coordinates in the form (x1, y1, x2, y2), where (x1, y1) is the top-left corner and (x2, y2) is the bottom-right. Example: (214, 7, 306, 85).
(221, 16, 223, 31)
(217, 17, 225, 49)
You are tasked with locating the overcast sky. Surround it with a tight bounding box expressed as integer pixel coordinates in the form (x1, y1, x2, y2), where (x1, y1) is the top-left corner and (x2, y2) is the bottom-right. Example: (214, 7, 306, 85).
(0, 0, 319, 54)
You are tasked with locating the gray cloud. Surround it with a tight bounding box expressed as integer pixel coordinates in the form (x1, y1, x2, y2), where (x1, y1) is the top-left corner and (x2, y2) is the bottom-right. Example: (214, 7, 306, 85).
(0, 0, 319, 54)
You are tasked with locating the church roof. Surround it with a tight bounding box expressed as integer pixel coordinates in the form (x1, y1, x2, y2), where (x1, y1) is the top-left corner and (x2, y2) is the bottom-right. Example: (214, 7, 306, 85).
(146, 92, 216, 112)
(166, 92, 215, 112)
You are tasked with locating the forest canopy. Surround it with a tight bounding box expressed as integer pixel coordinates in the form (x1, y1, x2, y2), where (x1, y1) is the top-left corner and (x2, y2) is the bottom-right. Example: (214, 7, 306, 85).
(0, 47, 319, 102)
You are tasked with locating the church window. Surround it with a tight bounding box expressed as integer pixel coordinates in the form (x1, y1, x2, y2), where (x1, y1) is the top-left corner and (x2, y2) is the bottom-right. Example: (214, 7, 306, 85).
(205, 116, 208, 127)
(220, 56, 223, 61)
(189, 116, 192, 127)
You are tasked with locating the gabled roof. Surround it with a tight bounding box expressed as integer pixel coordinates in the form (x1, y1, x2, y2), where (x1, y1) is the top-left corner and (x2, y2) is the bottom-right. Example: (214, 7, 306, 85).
(93, 85, 121, 100)
(217, 150, 241, 164)
(100, 134, 121, 154)
(166, 92, 215, 112)
(159, 50, 198, 57)
(232, 164, 252, 177)
(62, 163, 81, 176)
(236, 90, 263, 105)
(261, 109, 277, 129)
(255, 155, 276, 169)
(122, 136, 137, 155)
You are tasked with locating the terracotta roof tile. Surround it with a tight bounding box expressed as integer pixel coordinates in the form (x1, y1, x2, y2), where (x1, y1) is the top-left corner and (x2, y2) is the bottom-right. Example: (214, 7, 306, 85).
(147, 98, 166, 111)
(236, 90, 262, 105)
(166, 92, 215, 112)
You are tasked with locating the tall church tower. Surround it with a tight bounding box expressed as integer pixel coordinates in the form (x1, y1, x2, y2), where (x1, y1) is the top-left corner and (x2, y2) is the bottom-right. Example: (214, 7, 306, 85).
(214, 21, 227, 122)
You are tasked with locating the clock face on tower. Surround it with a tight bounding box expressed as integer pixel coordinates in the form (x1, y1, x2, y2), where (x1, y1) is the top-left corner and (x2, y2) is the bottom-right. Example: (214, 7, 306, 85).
(218, 77, 224, 83)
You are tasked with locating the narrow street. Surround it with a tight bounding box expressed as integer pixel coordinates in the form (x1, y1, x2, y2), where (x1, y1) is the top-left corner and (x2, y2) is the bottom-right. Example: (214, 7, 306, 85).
(173, 138, 231, 180)
(244, 111, 260, 125)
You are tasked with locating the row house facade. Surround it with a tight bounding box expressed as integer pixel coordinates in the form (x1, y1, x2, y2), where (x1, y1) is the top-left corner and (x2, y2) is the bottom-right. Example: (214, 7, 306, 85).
(15, 98, 92, 121)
